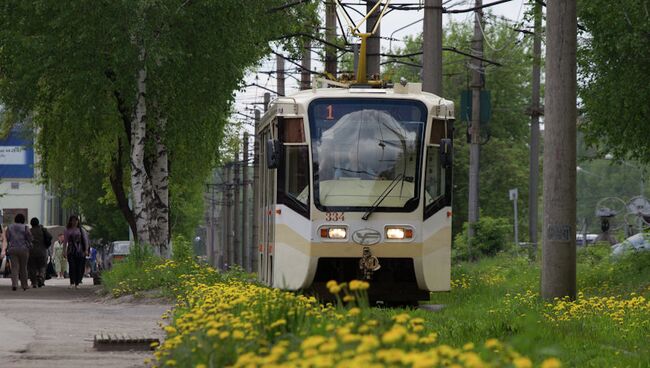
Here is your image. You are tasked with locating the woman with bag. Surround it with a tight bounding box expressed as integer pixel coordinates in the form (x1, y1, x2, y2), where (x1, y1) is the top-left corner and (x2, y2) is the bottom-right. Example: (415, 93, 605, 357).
(63, 215, 89, 289)
(1, 213, 33, 291)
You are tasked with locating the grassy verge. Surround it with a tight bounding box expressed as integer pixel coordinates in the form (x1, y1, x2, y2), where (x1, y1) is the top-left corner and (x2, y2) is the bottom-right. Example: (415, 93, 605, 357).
(415, 246, 650, 367)
(103, 241, 649, 367)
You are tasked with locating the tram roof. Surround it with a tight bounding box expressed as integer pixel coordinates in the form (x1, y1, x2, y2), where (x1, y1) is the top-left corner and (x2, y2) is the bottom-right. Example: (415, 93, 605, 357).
(263, 82, 455, 123)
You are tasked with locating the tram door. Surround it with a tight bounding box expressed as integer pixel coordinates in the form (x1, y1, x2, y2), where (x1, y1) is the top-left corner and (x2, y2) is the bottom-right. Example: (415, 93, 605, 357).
(258, 124, 276, 285)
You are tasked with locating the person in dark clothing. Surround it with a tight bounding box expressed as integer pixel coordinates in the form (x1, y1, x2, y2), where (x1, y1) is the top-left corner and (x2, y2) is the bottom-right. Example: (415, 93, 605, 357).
(63, 215, 89, 289)
(28, 217, 52, 288)
(1, 214, 33, 291)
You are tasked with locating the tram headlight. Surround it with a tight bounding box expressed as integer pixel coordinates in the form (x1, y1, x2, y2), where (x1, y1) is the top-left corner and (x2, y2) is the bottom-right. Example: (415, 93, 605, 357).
(320, 227, 347, 239)
(385, 227, 413, 240)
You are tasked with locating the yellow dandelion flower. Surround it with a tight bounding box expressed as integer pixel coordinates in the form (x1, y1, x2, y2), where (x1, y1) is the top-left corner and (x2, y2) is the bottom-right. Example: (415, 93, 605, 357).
(541, 357, 562, 368)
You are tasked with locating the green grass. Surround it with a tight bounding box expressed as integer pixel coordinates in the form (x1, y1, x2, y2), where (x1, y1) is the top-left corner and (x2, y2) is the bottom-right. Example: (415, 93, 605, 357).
(101, 237, 253, 298)
(104, 240, 650, 367)
(391, 246, 650, 367)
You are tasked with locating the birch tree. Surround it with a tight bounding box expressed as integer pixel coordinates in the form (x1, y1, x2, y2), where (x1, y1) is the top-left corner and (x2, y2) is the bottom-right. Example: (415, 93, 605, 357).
(0, 1, 317, 253)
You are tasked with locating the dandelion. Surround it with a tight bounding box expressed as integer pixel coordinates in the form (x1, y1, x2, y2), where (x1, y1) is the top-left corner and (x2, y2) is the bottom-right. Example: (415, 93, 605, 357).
(541, 357, 562, 368)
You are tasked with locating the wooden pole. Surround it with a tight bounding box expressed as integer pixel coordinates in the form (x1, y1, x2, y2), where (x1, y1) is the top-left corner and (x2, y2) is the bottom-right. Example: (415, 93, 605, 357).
(276, 55, 285, 96)
(325, 0, 337, 78)
(366, 0, 381, 78)
(242, 132, 250, 271)
(422, 0, 443, 95)
(233, 156, 241, 266)
(252, 110, 261, 275)
(300, 41, 311, 90)
(467, 0, 483, 254)
(528, 1, 542, 254)
(542, 0, 577, 300)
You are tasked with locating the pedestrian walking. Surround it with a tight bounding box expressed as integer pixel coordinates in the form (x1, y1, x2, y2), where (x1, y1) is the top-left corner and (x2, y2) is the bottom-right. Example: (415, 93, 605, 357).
(85, 245, 98, 277)
(0, 214, 33, 291)
(52, 233, 66, 279)
(63, 215, 89, 289)
(28, 217, 52, 288)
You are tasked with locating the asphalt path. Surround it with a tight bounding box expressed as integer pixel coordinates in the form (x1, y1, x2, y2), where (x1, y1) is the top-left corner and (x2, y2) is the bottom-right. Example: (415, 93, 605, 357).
(0, 276, 169, 368)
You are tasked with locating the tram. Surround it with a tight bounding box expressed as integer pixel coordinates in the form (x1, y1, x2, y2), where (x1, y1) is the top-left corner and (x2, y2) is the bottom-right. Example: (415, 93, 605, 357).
(255, 80, 454, 302)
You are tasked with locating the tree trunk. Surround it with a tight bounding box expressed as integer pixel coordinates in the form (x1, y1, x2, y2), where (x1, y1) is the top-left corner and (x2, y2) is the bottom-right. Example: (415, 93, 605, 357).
(150, 115, 170, 256)
(130, 48, 153, 247)
(110, 136, 137, 237)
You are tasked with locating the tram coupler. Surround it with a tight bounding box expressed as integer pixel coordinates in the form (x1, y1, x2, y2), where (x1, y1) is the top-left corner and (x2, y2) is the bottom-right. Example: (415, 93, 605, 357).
(359, 246, 381, 280)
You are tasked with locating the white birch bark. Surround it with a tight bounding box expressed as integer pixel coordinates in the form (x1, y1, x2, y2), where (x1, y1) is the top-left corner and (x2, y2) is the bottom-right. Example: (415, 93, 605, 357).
(130, 46, 153, 246)
(150, 115, 170, 256)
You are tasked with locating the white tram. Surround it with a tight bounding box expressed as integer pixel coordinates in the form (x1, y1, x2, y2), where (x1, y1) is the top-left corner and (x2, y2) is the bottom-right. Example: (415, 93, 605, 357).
(255, 81, 454, 302)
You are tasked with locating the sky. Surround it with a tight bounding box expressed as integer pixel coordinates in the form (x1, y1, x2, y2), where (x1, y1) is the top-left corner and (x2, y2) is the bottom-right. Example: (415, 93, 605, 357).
(232, 0, 529, 130)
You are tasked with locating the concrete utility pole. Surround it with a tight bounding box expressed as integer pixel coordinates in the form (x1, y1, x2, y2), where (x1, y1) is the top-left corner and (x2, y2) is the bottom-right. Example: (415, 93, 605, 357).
(542, 0, 577, 300)
(467, 0, 484, 251)
(366, 0, 381, 78)
(325, 0, 338, 78)
(225, 164, 233, 268)
(528, 1, 542, 253)
(233, 156, 241, 266)
(276, 55, 285, 96)
(264, 92, 271, 114)
(300, 41, 311, 90)
(207, 185, 215, 266)
(422, 0, 443, 95)
(242, 132, 250, 271)
(252, 109, 261, 275)
(219, 177, 226, 269)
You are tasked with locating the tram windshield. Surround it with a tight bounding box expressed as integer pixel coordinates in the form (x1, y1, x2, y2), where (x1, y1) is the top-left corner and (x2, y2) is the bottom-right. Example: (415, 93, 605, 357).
(308, 98, 426, 211)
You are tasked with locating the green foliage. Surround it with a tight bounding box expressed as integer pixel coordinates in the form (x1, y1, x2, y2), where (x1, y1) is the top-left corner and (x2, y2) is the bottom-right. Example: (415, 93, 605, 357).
(453, 216, 512, 261)
(171, 235, 194, 263)
(383, 18, 535, 239)
(576, 133, 648, 233)
(0, 1, 318, 242)
(579, 0, 650, 163)
(103, 238, 215, 298)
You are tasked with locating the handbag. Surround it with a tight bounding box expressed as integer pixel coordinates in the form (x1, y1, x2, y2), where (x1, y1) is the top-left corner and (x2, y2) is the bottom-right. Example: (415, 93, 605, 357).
(68, 235, 82, 258)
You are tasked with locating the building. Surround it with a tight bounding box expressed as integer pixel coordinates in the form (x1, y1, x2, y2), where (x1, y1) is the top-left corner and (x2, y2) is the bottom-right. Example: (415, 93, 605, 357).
(0, 125, 64, 226)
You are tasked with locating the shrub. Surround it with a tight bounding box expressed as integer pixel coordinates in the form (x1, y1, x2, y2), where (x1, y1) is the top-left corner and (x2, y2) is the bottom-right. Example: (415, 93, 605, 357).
(453, 216, 512, 261)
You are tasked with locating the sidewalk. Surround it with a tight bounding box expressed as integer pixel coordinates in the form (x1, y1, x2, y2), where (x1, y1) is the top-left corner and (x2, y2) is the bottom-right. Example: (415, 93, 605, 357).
(0, 276, 169, 368)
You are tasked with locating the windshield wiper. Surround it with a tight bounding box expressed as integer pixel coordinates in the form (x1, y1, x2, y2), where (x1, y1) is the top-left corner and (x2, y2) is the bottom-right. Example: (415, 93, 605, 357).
(362, 174, 406, 221)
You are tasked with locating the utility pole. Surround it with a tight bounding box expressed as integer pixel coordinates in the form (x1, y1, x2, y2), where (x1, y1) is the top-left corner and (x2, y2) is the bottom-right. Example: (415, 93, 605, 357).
(325, 0, 338, 78)
(233, 155, 241, 267)
(510, 188, 519, 246)
(252, 109, 261, 275)
(242, 132, 249, 271)
(366, 0, 381, 78)
(264, 92, 271, 114)
(528, 0, 542, 254)
(207, 185, 215, 266)
(467, 0, 484, 252)
(422, 0, 443, 95)
(219, 176, 226, 269)
(542, 0, 577, 300)
(300, 40, 311, 90)
(276, 55, 285, 96)
(225, 164, 233, 268)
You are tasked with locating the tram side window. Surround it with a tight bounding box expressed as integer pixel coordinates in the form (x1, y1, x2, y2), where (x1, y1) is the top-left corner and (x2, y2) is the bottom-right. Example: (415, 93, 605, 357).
(425, 119, 447, 205)
(283, 145, 309, 205)
(278, 117, 310, 217)
(425, 146, 445, 203)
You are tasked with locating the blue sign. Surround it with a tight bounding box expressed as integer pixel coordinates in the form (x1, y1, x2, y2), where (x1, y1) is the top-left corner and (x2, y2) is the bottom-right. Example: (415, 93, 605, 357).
(0, 127, 34, 179)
